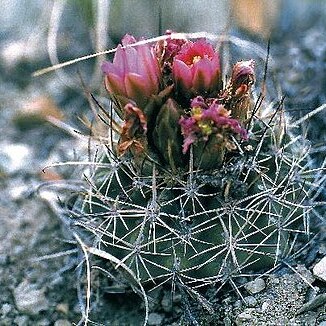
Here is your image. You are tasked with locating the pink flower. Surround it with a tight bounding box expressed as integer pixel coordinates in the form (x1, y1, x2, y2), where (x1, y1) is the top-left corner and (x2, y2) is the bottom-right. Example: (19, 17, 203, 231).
(179, 96, 248, 154)
(172, 39, 221, 98)
(102, 35, 161, 109)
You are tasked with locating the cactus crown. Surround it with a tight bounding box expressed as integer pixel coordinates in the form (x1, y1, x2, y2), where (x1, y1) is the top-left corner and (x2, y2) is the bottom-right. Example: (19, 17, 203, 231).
(64, 33, 324, 324)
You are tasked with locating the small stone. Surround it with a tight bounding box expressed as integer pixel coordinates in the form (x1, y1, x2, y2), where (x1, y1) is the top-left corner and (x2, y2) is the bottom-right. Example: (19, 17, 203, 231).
(244, 296, 257, 307)
(1, 303, 12, 316)
(147, 312, 164, 325)
(235, 308, 255, 325)
(244, 278, 266, 294)
(0, 254, 8, 265)
(261, 301, 270, 312)
(40, 169, 63, 182)
(234, 299, 243, 309)
(8, 184, 30, 200)
(174, 306, 182, 314)
(270, 276, 280, 285)
(54, 320, 72, 326)
(0, 142, 33, 174)
(320, 243, 326, 255)
(56, 303, 69, 315)
(14, 315, 29, 326)
(172, 293, 182, 303)
(161, 292, 172, 312)
(36, 319, 50, 326)
(318, 322, 326, 326)
(313, 256, 326, 282)
(13, 280, 49, 315)
(1, 39, 46, 67)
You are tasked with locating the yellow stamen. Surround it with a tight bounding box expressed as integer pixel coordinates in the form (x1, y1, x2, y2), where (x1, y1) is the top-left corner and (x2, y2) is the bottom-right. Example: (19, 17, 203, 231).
(191, 106, 203, 121)
(192, 55, 202, 64)
(198, 121, 213, 136)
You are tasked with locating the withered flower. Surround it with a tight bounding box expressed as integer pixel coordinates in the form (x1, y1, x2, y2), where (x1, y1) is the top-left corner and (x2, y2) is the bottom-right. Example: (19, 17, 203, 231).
(118, 103, 148, 156)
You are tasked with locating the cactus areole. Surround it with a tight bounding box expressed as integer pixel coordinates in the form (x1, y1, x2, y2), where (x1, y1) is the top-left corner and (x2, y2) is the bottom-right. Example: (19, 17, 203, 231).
(79, 33, 310, 292)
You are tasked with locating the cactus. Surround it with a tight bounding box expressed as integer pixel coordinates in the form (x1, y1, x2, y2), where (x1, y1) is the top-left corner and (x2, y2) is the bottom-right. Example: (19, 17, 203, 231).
(66, 33, 324, 324)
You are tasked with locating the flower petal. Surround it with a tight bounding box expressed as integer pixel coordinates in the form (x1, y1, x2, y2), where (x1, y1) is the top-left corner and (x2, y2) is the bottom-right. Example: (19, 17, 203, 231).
(192, 58, 213, 93)
(191, 96, 208, 109)
(112, 45, 127, 75)
(173, 59, 193, 91)
(124, 46, 139, 72)
(125, 73, 149, 108)
(121, 34, 137, 46)
(137, 45, 160, 92)
(182, 133, 196, 154)
(102, 60, 122, 77)
(105, 74, 126, 96)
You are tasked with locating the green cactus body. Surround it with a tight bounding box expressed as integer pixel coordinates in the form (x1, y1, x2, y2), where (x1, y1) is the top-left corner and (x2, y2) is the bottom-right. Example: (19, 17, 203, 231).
(72, 34, 315, 306)
(80, 109, 307, 289)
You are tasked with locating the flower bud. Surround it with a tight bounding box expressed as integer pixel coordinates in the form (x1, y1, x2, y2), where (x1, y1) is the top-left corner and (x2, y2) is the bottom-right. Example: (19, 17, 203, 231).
(223, 60, 255, 123)
(153, 98, 184, 170)
(231, 60, 255, 90)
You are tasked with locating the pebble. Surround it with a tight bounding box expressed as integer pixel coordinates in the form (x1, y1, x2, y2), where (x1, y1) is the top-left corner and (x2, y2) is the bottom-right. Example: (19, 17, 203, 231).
(313, 256, 326, 282)
(161, 292, 172, 312)
(244, 296, 257, 307)
(296, 265, 315, 284)
(56, 303, 69, 315)
(54, 320, 72, 326)
(13, 280, 49, 315)
(244, 278, 266, 294)
(261, 301, 270, 312)
(160, 292, 181, 312)
(0, 142, 34, 174)
(235, 308, 255, 325)
(1, 303, 12, 316)
(172, 293, 182, 303)
(0, 254, 8, 265)
(233, 299, 242, 309)
(223, 316, 232, 326)
(14, 315, 29, 326)
(147, 312, 164, 325)
(8, 182, 32, 201)
(36, 319, 50, 326)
